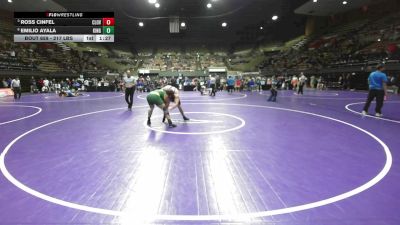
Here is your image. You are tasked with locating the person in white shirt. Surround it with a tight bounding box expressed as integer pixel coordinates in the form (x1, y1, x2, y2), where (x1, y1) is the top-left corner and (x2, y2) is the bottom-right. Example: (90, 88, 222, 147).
(162, 85, 189, 121)
(298, 73, 307, 95)
(123, 73, 136, 110)
(54, 82, 61, 94)
(83, 79, 89, 91)
(42, 78, 49, 93)
(209, 75, 216, 96)
(43, 78, 49, 88)
(11, 77, 21, 100)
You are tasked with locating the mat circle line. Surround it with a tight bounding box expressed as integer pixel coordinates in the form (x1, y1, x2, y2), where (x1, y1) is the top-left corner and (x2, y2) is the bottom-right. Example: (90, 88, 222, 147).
(146, 111, 245, 135)
(345, 101, 400, 124)
(0, 105, 42, 125)
(258, 91, 368, 100)
(0, 93, 124, 104)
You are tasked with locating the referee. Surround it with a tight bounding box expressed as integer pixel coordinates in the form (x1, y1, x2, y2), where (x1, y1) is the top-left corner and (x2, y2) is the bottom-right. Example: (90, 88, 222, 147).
(123, 73, 136, 110)
(362, 65, 388, 117)
(298, 73, 307, 95)
(209, 75, 216, 96)
(11, 77, 21, 100)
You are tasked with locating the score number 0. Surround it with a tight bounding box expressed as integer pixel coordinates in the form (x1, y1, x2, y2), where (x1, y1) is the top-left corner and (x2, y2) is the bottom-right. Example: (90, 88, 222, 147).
(103, 18, 115, 26)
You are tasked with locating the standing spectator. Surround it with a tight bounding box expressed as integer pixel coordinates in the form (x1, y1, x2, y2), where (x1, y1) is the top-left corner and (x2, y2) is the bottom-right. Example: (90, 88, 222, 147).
(338, 75, 344, 89)
(7, 78, 12, 88)
(114, 79, 119, 92)
(256, 78, 262, 92)
(362, 65, 388, 117)
(30, 76, 36, 93)
(37, 78, 44, 92)
(226, 76, 235, 93)
(344, 74, 350, 90)
(291, 75, 298, 92)
(248, 79, 255, 92)
(298, 73, 307, 95)
(216, 75, 221, 92)
(11, 77, 21, 100)
(65, 78, 72, 88)
(170, 77, 177, 88)
(137, 77, 144, 93)
(266, 77, 272, 90)
(284, 77, 291, 90)
(235, 78, 242, 92)
(42, 78, 49, 92)
(72, 79, 81, 90)
(317, 76, 324, 90)
(83, 79, 89, 91)
(310, 76, 316, 89)
(50, 79, 55, 92)
(349, 73, 356, 91)
(1, 79, 8, 88)
(198, 79, 206, 95)
(268, 82, 278, 102)
(92, 78, 98, 88)
(60, 80, 68, 89)
(389, 75, 398, 94)
(55, 81, 61, 94)
(219, 77, 226, 91)
(260, 77, 266, 92)
(119, 79, 124, 92)
(240, 79, 245, 92)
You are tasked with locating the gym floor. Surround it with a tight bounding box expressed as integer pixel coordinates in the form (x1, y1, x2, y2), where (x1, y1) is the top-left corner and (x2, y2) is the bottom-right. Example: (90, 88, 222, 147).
(0, 90, 399, 225)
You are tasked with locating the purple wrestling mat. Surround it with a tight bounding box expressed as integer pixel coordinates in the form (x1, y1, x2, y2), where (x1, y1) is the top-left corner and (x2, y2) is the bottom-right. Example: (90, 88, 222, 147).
(0, 90, 399, 225)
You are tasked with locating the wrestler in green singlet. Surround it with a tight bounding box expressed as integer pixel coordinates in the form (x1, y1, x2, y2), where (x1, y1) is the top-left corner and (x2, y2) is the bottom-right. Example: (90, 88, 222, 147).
(146, 89, 177, 128)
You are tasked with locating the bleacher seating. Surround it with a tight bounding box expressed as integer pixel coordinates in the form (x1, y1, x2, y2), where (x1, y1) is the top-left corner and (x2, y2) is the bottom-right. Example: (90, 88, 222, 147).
(258, 11, 400, 73)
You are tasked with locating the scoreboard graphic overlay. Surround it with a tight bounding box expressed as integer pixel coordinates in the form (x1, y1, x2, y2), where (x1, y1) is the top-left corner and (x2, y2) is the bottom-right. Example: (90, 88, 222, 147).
(14, 12, 114, 43)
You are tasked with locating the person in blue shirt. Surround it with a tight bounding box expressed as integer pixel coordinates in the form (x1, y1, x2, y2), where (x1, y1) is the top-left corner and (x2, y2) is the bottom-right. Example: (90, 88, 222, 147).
(226, 76, 235, 93)
(362, 65, 388, 117)
(248, 79, 255, 92)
